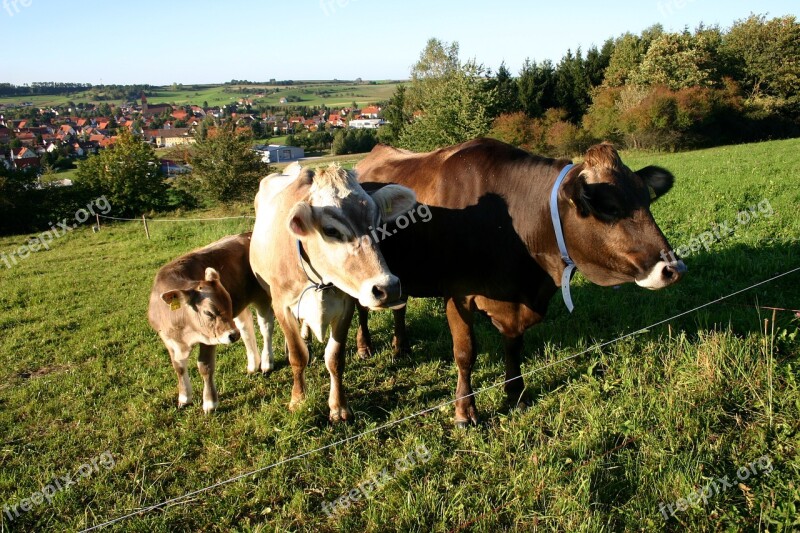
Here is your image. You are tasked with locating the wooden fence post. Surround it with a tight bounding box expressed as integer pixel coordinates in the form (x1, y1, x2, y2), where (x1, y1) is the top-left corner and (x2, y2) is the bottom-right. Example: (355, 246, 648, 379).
(142, 214, 150, 240)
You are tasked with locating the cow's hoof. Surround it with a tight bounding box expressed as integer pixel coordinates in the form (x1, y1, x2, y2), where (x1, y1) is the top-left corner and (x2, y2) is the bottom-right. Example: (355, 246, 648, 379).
(507, 396, 530, 412)
(454, 418, 479, 429)
(392, 338, 412, 357)
(288, 398, 305, 412)
(357, 348, 372, 359)
(203, 401, 218, 414)
(177, 395, 192, 408)
(261, 366, 274, 375)
(246, 367, 258, 375)
(329, 407, 353, 423)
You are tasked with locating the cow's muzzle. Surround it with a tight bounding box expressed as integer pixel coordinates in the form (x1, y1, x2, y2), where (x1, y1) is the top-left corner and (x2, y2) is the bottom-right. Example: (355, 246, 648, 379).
(361, 275, 406, 310)
(635, 259, 687, 290)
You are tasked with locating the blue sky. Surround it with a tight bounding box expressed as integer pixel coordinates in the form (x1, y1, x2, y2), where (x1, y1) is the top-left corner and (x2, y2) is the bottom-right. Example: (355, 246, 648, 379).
(1, 0, 797, 85)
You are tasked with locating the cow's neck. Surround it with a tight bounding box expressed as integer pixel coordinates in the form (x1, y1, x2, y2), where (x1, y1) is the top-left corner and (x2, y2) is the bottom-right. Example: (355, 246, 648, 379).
(512, 159, 576, 289)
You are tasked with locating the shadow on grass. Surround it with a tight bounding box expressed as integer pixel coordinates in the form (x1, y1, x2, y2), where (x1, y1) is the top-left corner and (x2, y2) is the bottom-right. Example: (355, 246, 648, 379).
(354, 241, 800, 423)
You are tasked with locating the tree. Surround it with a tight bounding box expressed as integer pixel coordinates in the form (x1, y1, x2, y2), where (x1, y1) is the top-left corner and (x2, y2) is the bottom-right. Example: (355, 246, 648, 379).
(74, 129, 167, 215)
(517, 59, 556, 118)
(399, 58, 495, 152)
(406, 38, 461, 112)
(377, 84, 410, 145)
(485, 62, 520, 117)
(553, 48, 590, 122)
(603, 26, 663, 86)
(631, 31, 718, 90)
(722, 14, 800, 100)
(585, 39, 615, 87)
(188, 122, 269, 203)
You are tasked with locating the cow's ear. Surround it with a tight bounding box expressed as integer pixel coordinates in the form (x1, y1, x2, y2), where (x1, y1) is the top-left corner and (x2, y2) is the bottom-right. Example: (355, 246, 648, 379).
(370, 184, 417, 223)
(637, 166, 674, 201)
(561, 173, 591, 217)
(287, 202, 314, 238)
(562, 174, 629, 222)
(161, 288, 197, 311)
(204, 267, 220, 282)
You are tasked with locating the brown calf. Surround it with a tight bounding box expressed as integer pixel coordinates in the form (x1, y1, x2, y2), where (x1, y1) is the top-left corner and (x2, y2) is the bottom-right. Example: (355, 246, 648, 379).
(148, 232, 273, 413)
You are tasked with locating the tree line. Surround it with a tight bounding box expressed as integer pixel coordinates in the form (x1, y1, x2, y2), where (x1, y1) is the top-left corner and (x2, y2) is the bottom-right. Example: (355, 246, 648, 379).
(380, 14, 800, 155)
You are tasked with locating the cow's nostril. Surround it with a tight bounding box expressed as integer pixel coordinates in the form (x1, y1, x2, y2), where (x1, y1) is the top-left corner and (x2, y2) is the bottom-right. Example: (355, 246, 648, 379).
(662, 265, 675, 279)
(372, 285, 388, 302)
(229, 331, 240, 343)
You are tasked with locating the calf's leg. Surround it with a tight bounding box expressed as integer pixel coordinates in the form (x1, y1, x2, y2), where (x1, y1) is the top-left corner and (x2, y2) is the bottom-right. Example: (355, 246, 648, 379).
(197, 344, 218, 414)
(166, 339, 193, 408)
(445, 297, 479, 427)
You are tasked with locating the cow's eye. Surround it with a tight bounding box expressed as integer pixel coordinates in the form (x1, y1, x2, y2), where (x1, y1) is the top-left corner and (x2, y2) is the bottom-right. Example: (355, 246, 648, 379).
(204, 311, 215, 319)
(322, 226, 343, 240)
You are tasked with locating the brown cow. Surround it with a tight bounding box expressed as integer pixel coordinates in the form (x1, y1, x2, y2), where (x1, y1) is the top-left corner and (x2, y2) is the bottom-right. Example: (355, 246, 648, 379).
(249, 163, 416, 422)
(356, 138, 686, 426)
(148, 232, 273, 413)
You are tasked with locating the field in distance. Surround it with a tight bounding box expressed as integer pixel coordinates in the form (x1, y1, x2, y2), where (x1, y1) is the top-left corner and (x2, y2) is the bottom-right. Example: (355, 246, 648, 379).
(0, 80, 402, 109)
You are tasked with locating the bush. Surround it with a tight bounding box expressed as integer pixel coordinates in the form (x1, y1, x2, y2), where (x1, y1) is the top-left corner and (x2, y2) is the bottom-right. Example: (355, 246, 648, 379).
(331, 129, 378, 155)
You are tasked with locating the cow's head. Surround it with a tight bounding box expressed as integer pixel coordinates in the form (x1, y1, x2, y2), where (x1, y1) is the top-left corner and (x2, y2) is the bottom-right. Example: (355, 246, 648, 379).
(558, 143, 685, 289)
(287, 165, 416, 309)
(160, 267, 241, 344)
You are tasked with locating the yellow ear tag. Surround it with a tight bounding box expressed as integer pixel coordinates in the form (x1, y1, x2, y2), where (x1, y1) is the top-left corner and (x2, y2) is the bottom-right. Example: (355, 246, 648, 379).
(648, 185, 658, 200)
(170, 297, 181, 311)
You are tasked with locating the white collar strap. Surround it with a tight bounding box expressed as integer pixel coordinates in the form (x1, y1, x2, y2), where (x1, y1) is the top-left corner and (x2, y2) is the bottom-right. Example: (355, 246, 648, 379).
(549, 163, 577, 313)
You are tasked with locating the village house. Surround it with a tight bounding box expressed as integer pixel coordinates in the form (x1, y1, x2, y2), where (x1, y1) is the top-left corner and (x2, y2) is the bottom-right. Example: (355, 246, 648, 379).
(143, 128, 195, 148)
(9, 146, 40, 170)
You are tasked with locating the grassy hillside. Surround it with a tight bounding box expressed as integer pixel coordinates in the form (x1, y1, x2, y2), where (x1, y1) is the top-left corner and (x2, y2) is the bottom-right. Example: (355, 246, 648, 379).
(0, 81, 401, 110)
(0, 139, 799, 531)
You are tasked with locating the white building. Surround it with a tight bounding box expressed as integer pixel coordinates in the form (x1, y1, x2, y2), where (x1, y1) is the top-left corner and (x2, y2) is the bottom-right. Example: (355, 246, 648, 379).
(348, 118, 384, 129)
(253, 144, 305, 163)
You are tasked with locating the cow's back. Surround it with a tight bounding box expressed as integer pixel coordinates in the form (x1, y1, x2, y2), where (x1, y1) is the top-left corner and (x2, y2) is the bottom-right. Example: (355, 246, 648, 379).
(357, 138, 541, 209)
(148, 233, 260, 331)
(357, 139, 558, 303)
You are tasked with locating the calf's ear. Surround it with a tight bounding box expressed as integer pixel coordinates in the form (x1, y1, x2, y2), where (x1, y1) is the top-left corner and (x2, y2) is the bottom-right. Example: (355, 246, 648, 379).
(287, 201, 314, 238)
(161, 288, 197, 310)
(637, 166, 674, 201)
(370, 185, 417, 223)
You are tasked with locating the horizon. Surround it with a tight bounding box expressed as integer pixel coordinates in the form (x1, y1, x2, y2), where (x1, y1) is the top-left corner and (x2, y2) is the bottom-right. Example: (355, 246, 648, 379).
(1, 0, 797, 86)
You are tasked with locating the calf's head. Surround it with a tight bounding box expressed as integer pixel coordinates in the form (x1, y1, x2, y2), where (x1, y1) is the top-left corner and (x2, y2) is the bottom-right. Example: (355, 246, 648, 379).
(160, 267, 241, 344)
(559, 143, 685, 289)
(288, 165, 416, 309)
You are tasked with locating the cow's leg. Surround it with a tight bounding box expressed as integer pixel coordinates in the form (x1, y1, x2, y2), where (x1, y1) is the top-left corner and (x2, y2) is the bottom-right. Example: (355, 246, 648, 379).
(474, 297, 541, 411)
(254, 303, 275, 373)
(325, 298, 355, 422)
(167, 340, 193, 408)
(235, 307, 260, 374)
(355, 303, 373, 358)
(445, 297, 478, 427)
(392, 306, 411, 357)
(197, 344, 218, 414)
(503, 334, 527, 408)
(275, 307, 309, 411)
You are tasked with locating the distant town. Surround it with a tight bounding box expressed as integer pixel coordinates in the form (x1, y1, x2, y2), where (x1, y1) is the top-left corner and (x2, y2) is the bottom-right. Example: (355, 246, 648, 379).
(0, 91, 386, 182)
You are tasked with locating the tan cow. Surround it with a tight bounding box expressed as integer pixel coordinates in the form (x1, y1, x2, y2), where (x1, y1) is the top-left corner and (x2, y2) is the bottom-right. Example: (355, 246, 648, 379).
(148, 232, 274, 413)
(249, 163, 415, 422)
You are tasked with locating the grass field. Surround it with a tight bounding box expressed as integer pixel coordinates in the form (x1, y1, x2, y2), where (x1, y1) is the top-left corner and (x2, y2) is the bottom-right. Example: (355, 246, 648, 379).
(0, 81, 401, 110)
(1, 139, 799, 532)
